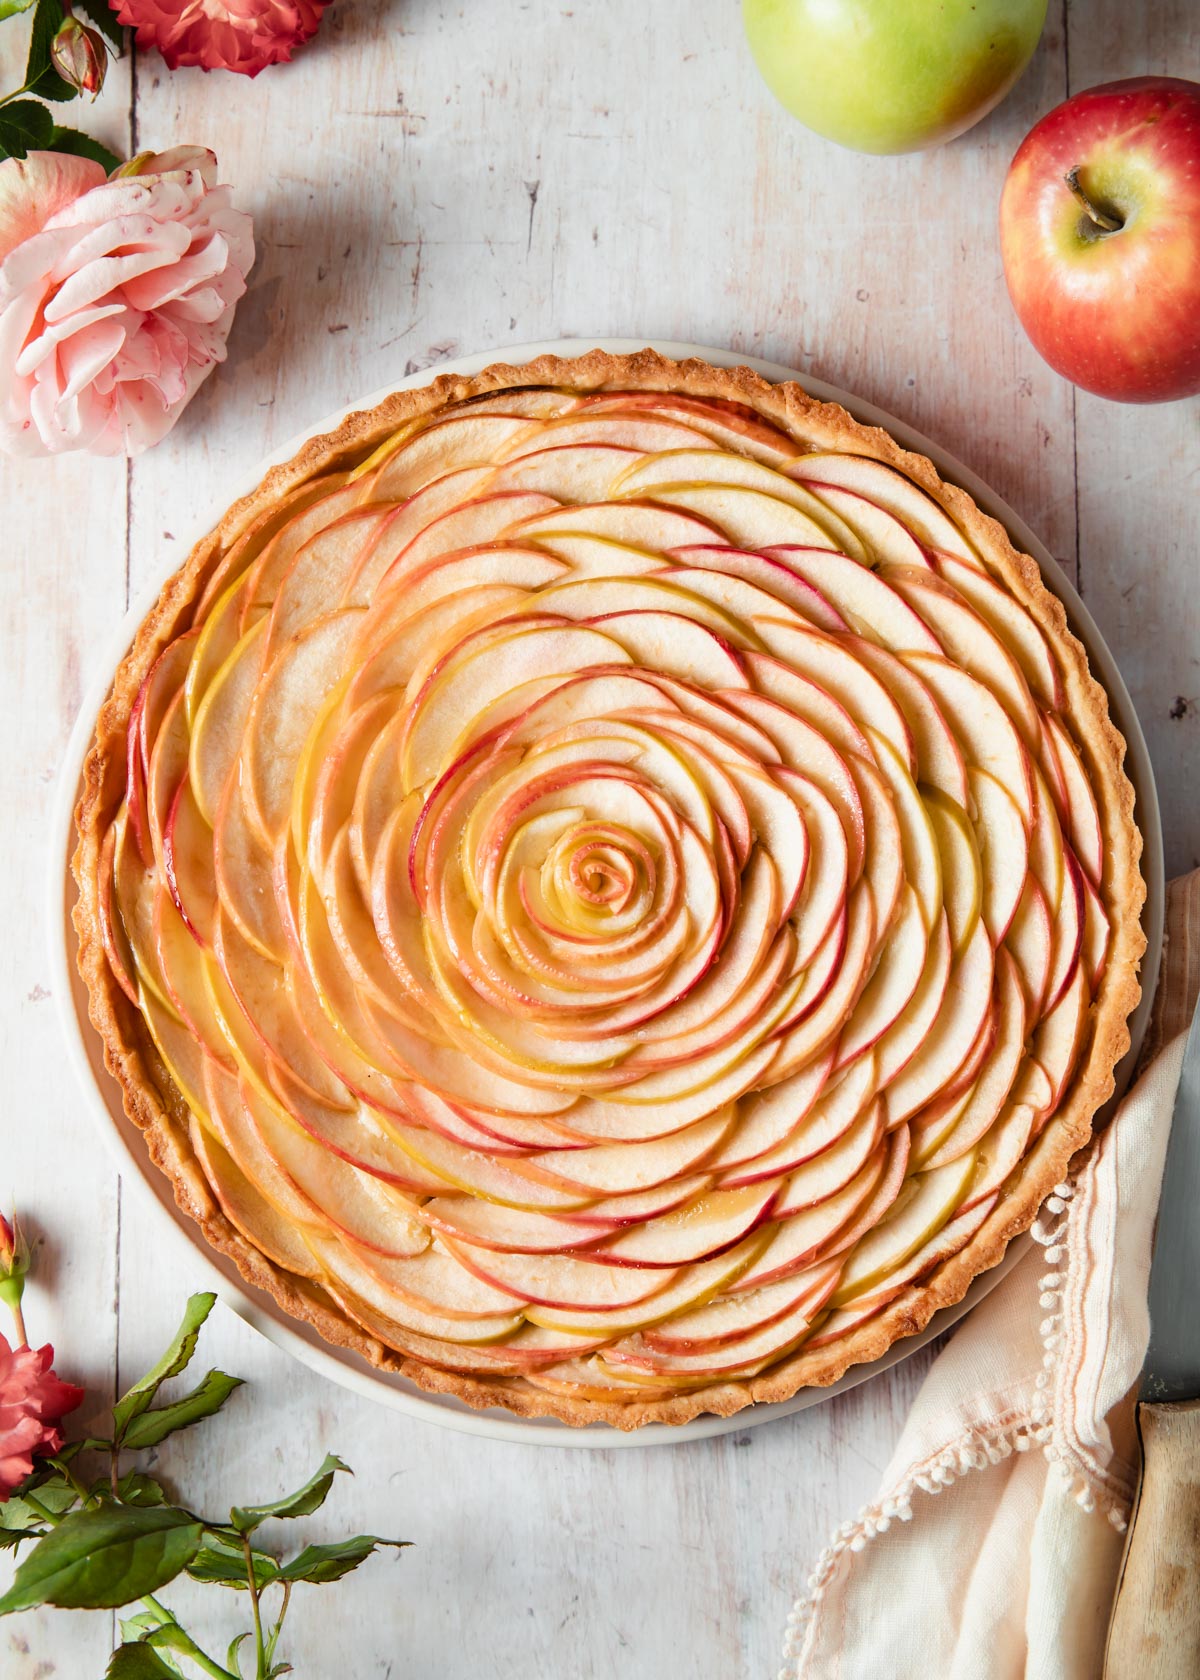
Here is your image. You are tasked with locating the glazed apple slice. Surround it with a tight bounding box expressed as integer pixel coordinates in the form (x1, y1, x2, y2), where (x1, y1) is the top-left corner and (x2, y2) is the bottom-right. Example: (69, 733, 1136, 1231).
(911, 948, 1026, 1168)
(845, 1192, 998, 1311)
(924, 787, 982, 958)
(771, 1098, 886, 1217)
(444, 1236, 683, 1309)
(752, 622, 916, 773)
(872, 913, 953, 1088)
(785, 454, 978, 563)
(1043, 851, 1085, 1014)
(770, 547, 941, 653)
(524, 1235, 766, 1336)
(1042, 714, 1103, 887)
(961, 1104, 1036, 1211)
(577, 1180, 783, 1268)
(481, 443, 642, 502)
(504, 412, 721, 456)
(866, 732, 943, 933)
(266, 508, 396, 655)
(308, 1234, 525, 1345)
(162, 776, 218, 948)
(835, 888, 929, 1068)
(513, 499, 728, 554)
(668, 545, 848, 631)
(188, 618, 267, 826)
(573, 391, 803, 464)
(730, 1147, 886, 1291)
(1004, 874, 1053, 1018)
(719, 1051, 879, 1187)
(770, 887, 877, 1078)
(790, 482, 931, 571)
(639, 1259, 841, 1355)
(190, 1117, 323, 1279)
(601, 1281, 834, 1378)
(883, 918, 994, 1124)
(904, 653, 1034, 826)
(830, 1149, 978, 1305)
(416, 1199, 617, 1255)
(934, 551, 1064, 709)
(970, 766, 1030, 944)
(357, 413, 538, 501)
(1030, 963, 1090, 1111)
(848, 638, 969, 808)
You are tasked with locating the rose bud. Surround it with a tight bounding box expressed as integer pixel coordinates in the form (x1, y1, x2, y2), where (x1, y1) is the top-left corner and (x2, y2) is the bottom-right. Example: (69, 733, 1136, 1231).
(0, 1213, 30, 1320)
(49, 17, 109, 99)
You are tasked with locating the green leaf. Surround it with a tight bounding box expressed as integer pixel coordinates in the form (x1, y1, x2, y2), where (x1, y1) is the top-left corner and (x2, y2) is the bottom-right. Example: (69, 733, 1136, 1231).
(117, 1472, 168, 1508)
(227, 1632, 251, 1678)
(0, 1526, 42, 1552)
(278, 1534, 409, 1585)
(48, 124, 121, 172)
(231, 1454, 349, 1535)
(0, 1505, 203, 1614)
(119, 1609, 166, 1643)
(187, 1534, 280, 1591)
(73, 0, 122, 48)
(122, 1370, 243, 1451)
(105, 1646, 181, 1680)
(0, 96, 53, 160)
(0, 0, 37, 17)
(24, 0, 73, 103)
(3, 1479, 78, 1529)
(113, 1293, 217, 1442)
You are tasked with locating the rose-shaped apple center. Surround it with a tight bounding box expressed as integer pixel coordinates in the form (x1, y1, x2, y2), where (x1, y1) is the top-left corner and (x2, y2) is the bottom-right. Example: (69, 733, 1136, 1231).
(549, 824, 656, 926)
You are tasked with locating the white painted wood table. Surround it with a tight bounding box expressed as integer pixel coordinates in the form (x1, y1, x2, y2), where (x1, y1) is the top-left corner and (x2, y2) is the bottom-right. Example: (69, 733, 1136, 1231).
(3, 3, 1197, 1675)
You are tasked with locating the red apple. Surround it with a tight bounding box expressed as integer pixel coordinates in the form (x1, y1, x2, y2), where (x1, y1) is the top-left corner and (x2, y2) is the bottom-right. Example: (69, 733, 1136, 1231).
(1000, 78, 1200, 402)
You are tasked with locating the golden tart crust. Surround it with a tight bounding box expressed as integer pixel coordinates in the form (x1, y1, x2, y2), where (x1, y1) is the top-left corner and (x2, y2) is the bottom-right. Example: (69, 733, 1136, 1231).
(72, 350, 1145, 1429)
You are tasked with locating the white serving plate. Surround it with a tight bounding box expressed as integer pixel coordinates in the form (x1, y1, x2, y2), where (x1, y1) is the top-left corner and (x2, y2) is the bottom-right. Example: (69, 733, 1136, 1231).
(49, 339, 1165, 1448)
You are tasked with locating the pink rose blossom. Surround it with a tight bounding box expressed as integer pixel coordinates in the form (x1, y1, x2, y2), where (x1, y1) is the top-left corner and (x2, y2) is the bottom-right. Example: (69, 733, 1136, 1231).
(0, 1334, 83, 1501)
(0, 148, 255, 457)
(112, 0, 331, 77)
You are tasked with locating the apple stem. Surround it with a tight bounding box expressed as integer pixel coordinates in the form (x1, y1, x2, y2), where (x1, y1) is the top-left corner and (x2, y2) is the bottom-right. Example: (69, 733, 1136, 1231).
(1064, 168, 1123, 234)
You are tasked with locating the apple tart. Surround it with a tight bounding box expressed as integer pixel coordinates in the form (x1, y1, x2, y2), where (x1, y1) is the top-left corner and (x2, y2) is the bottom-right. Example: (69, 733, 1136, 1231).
(73, 350, 1144, 1428)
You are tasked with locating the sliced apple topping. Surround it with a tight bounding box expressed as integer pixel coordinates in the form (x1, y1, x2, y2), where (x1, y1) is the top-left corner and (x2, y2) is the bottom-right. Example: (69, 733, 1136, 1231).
(98, 383, 1111, 1400)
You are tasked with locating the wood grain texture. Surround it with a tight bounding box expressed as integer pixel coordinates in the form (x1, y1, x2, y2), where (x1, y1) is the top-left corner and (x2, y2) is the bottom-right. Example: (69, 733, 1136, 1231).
(1105, 1399, 1200, 1680)
(0, 1, 1196, 1675)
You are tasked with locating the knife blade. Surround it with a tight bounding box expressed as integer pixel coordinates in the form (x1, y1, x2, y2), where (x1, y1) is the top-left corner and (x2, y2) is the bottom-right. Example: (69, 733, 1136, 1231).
(1103, 988, 1200, 1680)
(1143, 989, 1200, 1403)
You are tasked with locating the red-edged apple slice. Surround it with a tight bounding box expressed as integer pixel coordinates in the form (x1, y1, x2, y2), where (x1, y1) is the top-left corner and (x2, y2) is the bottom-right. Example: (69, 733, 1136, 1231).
(771, 1098, 886, 1217)
(835, 887, 928, 1069)
(307, 1234, 526, 1344)
(934, 552, 1063, 709)
(1042, 714, 1103, 888)
(867, 732, 942, 933)
(574, 391, 803, 464)
(190, 1117, 322, 1279)
(238, 478, 363, 617)
(162, 776, 218, 948)
(1027, 758, 1066, 916)
(201, 1059, 319, 1228)
(444, 1237, 682, 1308)
(969, 766, 1029, 943)
(769, 547, 941, 652)
(904, 654, 1034, 827)
(639, 1260, 841, 1355)
(612, 452, 869, 553)
(668, 545, 848, 631)
(419, 1199, 617, 1255)
(380, 545, 567, 619)
(846, 753, 905, 942)
(601, 1283, 832, 1378)
(1004, 874, 1053, 1018)
(400, 623, 631, 789)
(98, 823, 140, 1007)
(586, 608, 748, 687)
(730, 1147, 885, 1290)
(378, 1120, 600, 1211)
(846, 1192, 998, 1311)
(266, 508, 394, 654)
(791, 481, 932, 570)
(802, 1295, 890, 1350)
(188, 617, 268, 826)
(154, 893, 232, 1063)
(769, 886, 877, 1078)
(589, 1180, 782, 1267)
(506, 412, 722, 455)
(145, 686, 190, 871)
(872, 913, 953, 1088)
(1081, 871, 1110, 991)
(912, 948, 1026, 1168)
(961, 1104, 1036, 1211)
(821, 1123, 911, 1259)
(785, 454, 978, 563)
(481, 443, 642, 502)
(186, 573, 256, 724)
(1043, 851, 1085, 1014)
(242, 609, 363, 844)
(740, 649, 870, 760)
(212, 774, 286, 961)
(355, 413, 535, 499)
(888, 570, 1041, 746)
(752, 623, 916, 774)
(517, 1108, 737, 1196)
(884, 919, 995, 1124)
(848, 638, 969, 808)
(704, 1048, 837, 1175)
(558, 1174, 716, 1229)
(924, 787, 982, 959)
(829, 1149, 978, 1305)
(720, 1051, 879, 1187)
(1031, 963, 1090, 1111)
(512, 499, 728, 553)
(777, 772, 852, 967)
(393, 488, 559, 571)
(524, 1235, 766, 1336)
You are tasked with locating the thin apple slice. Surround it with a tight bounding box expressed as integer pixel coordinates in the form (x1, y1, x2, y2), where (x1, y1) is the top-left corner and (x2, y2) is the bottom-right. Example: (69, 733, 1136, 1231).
(792, 481, 932, 570)
(720, 1051, 878, 1187)
(602, 1284, 833, 1378)
(162, 776, 217, 948)
(641, 482, 853, 553)
(872, 913, 953, 1088)
(524, 1236, 766, 1336)
(848, 1192, 998, 1310)
(1031, 962, 1090, 1111)
(513, 499, 727, 553)
(444, 1237, 682, 1308)
(752, 622, 916, 773)
(913, 948, 1026, 1168)
(355, 413, 536, 500)
(969, 766, 1029, 944)
(868, 731, 943, 933)
(585, 1180, 782, 1267)
(611, 452, 869, 558)
(586, 608, 748, 687)
(769, 886, 877, 1078)
(481, 443, 642, 502)
(848, 638, 969, 808)
(935, 552, 1063, 708)
(668, 545, 848, 631)
(961, 1105, 1036, 1210)
(640, 1260, 841, 1355)
(884, 918, 994, 1124)
(309, 1236, 525, 1345)
(924, 787, 982, 959)
(190, 1117, 322, 1278)
(574, 391, 802, 464)
(1043, 851, 1085, 1014)
(188, 618, 267, 826)
(1042, 714, 1103, 888)
(266, 509, 393, 655)
(506, 413, 721, 456)
(835, 887, 928, 1068)
(771, 1099, 886, 1217)
(731, 1147, 885, 1290)
(704, 1049, 836, 1175)
(417, 1199, 616, 1255)
(770, 547, 941, 652)
(1081, 870, 1110, 991)
(786, 453, 978, 562)
(518, 1109, 736, 1197)
(830, 1149, 978, 1305)
(1004, 874, 1053, 1018)
(821, 1123, 912, 1258)
(905, 653, 1034, 826)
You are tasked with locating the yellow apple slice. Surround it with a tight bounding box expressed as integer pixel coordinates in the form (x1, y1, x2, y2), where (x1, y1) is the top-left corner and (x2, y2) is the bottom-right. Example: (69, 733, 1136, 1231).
(188, 617, 267, 825)
(830, 1149, 978, 1305)
(884, 917, 994, 1124)
(640, 1260, 840, 1355)
(935, 551, 1063, 709)
(785, 453, 978, 563)
(905, 652, 1034, 825)
(190, 1117, 322, 1279)
(524, 1235, 766, 1336)
(358, 414, 537, 500)
(720, 1050, 879, 1187)
(771, 1098, 886, 1217)
(924, 787, 981, 959)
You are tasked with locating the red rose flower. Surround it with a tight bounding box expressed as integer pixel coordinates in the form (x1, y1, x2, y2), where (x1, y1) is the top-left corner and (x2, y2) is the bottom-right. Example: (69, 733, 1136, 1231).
(0, 1334, 84, 1501)
(111, 0, 331, 77)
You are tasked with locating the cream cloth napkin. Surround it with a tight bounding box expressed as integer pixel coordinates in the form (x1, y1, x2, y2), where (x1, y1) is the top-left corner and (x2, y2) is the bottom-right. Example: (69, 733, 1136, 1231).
(781, 869, 1200, 1680)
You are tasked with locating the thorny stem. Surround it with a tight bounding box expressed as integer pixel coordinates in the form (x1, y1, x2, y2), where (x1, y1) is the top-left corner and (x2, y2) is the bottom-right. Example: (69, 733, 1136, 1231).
(141, 1594, 238, 1680)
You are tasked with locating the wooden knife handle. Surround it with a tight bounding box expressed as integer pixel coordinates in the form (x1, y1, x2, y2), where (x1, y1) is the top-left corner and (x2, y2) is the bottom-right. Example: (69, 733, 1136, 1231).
(1104, 1398, 1200, 1679)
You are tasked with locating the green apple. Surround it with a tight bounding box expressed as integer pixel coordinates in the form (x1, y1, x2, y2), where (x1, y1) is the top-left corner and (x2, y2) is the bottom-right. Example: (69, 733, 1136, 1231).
(742, 0, 1048, 155)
